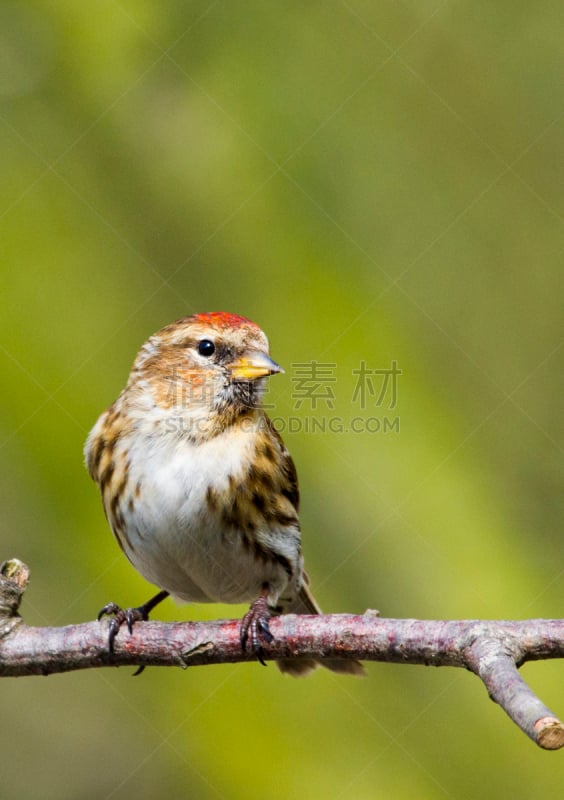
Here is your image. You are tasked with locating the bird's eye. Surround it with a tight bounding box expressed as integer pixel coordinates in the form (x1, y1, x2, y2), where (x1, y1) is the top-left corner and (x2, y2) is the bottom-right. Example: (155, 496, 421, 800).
(198, 339, 215, 357)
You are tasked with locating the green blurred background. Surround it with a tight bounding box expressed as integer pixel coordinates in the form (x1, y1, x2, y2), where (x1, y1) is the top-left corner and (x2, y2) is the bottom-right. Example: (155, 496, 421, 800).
(1, 1, 562, 797)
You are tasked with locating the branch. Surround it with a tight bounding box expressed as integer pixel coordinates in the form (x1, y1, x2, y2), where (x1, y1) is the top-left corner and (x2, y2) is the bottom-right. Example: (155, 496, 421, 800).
(1, 559, 563, 750)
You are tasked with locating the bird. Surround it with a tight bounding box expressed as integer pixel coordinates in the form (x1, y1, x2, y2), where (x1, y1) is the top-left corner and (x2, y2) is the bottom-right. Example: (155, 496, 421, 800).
(85, 311, 364, 676)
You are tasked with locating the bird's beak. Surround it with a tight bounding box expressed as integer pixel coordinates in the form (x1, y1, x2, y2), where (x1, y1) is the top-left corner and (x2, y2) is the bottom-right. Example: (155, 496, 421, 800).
(229, 350, 284, 382)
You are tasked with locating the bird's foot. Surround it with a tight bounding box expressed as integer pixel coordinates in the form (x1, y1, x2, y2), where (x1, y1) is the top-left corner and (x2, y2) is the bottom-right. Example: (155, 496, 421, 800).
(240, 588, 275, 667)
(97, 590, 170, 653)
(97, 602, 147, 652)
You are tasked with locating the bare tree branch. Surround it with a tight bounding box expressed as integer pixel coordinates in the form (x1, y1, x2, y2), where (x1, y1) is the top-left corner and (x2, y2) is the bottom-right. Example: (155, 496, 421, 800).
(1, 559, 563, 750)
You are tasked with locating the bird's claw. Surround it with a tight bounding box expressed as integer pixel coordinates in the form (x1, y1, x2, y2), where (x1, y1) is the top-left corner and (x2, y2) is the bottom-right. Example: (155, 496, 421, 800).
(96, 590, 169, 675)
(97, 601, 149, 652)
(240, 593, 274, 667)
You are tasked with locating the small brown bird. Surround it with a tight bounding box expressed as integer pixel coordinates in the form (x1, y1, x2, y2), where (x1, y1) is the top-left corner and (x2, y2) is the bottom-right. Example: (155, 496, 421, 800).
(85, 312, 363, 676)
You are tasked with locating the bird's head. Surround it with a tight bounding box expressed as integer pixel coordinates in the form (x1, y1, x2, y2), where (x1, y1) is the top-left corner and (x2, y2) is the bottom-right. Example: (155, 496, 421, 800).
(126, 312, 283, 438)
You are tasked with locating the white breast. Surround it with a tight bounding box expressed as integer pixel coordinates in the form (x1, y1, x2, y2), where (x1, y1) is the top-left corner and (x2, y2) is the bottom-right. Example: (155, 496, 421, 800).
(118, 422, 298, 606)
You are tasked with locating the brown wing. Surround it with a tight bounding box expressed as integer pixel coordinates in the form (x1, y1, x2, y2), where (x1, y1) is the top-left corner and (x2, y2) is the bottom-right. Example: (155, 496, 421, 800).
(266, 416, 300, 514)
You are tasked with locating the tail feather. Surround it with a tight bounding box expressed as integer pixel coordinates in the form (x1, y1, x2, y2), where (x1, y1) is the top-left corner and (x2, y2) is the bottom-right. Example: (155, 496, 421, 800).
(276, 582, 365, 677)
